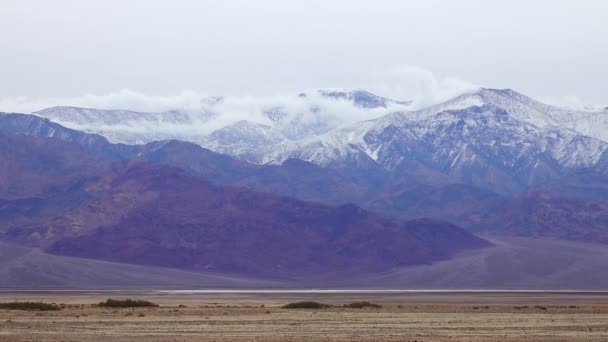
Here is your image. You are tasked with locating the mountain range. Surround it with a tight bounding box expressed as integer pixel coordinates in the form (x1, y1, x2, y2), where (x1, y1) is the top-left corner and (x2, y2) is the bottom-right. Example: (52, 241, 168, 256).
(0, 131, 490, 279)
(2, 87, 608, 288)
(32, 88, 608, 194)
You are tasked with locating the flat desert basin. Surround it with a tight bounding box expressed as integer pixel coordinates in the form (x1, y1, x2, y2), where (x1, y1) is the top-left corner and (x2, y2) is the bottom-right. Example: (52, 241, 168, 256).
(0, 290, 607, 341)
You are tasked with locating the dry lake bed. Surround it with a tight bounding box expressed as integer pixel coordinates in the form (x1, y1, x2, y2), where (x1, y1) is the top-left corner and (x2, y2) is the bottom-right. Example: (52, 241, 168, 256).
(1, 290, 608, 341)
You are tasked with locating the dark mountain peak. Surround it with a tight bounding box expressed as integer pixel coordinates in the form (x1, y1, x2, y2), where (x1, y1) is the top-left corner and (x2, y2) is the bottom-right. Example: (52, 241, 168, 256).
(1, 111, 52, 125)
(317, 88, 409, 108)
(0, 112, 110, 146)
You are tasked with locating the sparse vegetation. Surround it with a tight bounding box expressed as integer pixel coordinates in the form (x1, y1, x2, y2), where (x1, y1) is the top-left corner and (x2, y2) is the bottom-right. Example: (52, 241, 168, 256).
(0, 302, 60, 311)
(98, 299, 158, 308)
(282, 301, 330, 309)
(0, 300, 604, 340)
(344, 301, 382, 309)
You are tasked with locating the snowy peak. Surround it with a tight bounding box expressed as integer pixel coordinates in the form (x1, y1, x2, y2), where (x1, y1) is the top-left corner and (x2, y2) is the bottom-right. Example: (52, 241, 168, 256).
(32, 106, 205, 144)
(260, 98, 608, 194)
(473, 88, 608, 142)
(474, 88, 563, 127)
(34, 106, 194, 125)
(31, 89, 410, 146)
(405, 87, 563, 126)
(316, 89, 411, 108)
(18, 87, 608, 193)
(390, 88, 608, 143)
(206, 120, 285, 147)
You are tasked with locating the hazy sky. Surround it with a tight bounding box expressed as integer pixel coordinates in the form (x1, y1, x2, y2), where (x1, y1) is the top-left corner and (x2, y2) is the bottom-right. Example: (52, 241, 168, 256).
(1, 0, 607, 109)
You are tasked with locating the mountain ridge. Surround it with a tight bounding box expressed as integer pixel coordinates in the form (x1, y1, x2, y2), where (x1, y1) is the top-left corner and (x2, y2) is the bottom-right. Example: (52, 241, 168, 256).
(0, 132, 491, 278)
(2, 112, 607, 247)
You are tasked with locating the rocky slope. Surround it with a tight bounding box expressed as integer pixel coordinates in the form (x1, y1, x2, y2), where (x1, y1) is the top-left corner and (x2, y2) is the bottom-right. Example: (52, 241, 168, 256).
(28, 88, 608, 196)
(261, 90, 608, 194)
(0, 132, 490, 278)
(3, 112, 608, 247)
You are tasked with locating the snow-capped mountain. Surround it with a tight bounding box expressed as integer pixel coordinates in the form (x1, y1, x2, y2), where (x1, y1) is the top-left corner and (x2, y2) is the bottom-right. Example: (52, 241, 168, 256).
(33, 106, 206, 145)
(395, 88, 608, 142)
(256, 89, 608, 193)
(0, 111, 110, 148)
(21, 87, 608, 194)
(201, 120, 287, 163)
(34, 106, 193, 126)
(31, 89, 410, 166)
(314, 89, 411, 108)
(32, 89, 410, 152)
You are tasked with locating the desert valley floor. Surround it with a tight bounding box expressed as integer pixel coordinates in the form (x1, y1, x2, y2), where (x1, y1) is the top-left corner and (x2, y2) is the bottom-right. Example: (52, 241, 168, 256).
(1, 291, 608, 341)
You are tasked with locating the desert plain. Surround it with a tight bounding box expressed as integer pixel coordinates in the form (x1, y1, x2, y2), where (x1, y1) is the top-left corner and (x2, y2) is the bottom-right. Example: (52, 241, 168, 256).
(0, 291, 607, 341)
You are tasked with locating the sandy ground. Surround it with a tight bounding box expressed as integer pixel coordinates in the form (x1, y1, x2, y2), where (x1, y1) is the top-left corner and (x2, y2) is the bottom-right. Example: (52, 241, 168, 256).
(1, 291, 608, 341)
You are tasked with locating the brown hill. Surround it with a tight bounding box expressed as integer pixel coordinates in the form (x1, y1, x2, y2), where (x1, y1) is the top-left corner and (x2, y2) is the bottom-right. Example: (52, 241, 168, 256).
(0, 134, 491, 278)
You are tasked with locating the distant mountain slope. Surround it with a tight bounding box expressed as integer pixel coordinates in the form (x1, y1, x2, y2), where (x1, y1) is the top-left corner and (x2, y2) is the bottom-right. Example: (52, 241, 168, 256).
(24, 88, 608, 196)
(347, 236, 608, 290)
(5, 237, 608, 290)
(0, 133, 490, 278)
(365, 183, 507, 228)
(316, 89, 410, 107)
(536, 171, 608, 202)
(393, 88, 608, 141)
(256, 89, 608, 188)
(484, 191, 608, 244)
(44, 162, 490, 276)
(0, 132, 107, 200)
(2, 112, 607, 246)
(0, 111, 109, 148)
(33, 106, 204, 145)
(0, 241, 279, 289)
(35, 106, 193, 126)
(266, 104, 608, 194)
(0, 113, 384, 205)
(4, 91, 608, 287)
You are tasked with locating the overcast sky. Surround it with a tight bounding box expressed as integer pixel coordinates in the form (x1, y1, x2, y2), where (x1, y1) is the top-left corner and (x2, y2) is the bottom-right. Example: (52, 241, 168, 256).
(1, 0, 606, 110)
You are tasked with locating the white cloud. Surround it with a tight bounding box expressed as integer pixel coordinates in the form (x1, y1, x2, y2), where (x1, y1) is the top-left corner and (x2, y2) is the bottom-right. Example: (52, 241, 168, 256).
(368, 65, 480, 109)
(8, 65, 605, 144)
(0, 84, 413, 139)
(0, 89, 208, 114)
(0, 65, 480, 114)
